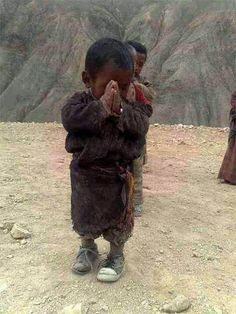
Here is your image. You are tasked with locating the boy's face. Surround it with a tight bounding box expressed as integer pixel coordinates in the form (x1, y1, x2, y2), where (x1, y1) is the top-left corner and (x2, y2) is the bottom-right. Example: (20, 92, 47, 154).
(135, 53, 146, 78)
(83, 62, 133, 99)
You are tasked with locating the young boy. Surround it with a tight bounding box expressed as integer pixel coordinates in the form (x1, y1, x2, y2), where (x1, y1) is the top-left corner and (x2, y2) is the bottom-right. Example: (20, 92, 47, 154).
(61, 38, 152, 282)
(126, 41, 156, 216)
(127, 41, 156, 102)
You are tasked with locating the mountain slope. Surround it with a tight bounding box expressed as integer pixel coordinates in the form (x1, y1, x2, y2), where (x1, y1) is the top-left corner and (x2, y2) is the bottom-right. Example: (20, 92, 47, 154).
(0, 0, 235, 126)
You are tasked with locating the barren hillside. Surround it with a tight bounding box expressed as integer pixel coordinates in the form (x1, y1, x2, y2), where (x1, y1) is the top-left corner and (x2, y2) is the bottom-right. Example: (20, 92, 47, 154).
(0, 0, 235, 126)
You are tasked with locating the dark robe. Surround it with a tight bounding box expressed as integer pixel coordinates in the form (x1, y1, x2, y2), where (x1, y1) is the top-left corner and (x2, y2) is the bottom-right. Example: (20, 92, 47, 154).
(218, 107, 236, 185)
(61, 91, 152, 236)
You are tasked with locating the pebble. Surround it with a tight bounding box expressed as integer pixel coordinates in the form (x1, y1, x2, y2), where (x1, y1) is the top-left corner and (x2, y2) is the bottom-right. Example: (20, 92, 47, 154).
(21, 239, 27, 246)
(162, 295, 191, 313)
(141, 300, 148, 306)
(0, 222, 15, 231)
(10, 224, 31, 240)
(192, 252, 202, 258)
(207, 256, 218, 262)
(101, 305, 109, 312)
(168, 290, 175, 295)
(62, 303, 82, 314)
(0, 282, 8, 293)
(88, 298, 97, 305)
(159, 250, 164, 254)
(161, 229, 168, 234)
(202, 304, 223, 314)
(7, 255, 14, 259)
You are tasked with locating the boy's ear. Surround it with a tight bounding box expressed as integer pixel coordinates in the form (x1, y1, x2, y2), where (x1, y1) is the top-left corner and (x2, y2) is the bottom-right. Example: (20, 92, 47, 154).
(82, 71, 91, 88)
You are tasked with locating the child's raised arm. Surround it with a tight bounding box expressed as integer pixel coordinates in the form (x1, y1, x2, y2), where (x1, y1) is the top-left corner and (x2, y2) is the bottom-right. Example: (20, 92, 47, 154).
(117, 100, 152, 138)
(61, 93, 109, 134)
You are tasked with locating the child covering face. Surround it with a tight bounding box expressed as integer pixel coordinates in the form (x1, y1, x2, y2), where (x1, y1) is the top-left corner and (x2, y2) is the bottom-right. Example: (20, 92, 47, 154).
(61, 38, 152, 282)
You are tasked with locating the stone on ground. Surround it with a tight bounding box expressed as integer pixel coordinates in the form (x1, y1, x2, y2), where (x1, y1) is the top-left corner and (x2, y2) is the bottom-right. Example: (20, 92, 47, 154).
(10, 224, 31, 240)
(162, 295, 191, 313)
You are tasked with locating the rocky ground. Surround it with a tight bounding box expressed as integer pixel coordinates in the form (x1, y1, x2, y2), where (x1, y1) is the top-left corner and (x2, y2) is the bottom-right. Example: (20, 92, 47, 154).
(0, 123, 235, 314)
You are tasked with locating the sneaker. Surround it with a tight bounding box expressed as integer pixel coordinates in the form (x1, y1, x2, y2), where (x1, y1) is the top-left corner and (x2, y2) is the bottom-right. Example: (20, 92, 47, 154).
(72, 245, 98, 275)
(134, 204, 143, 217)
(97, 254, 125, 282)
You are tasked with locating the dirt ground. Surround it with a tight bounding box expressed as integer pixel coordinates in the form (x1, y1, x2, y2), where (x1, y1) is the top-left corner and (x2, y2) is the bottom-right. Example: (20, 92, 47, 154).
(0, 122, 235, 314)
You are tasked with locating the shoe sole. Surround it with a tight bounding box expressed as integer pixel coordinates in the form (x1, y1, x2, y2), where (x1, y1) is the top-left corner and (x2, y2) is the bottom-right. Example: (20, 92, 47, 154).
(72, 267, 92, 275)
(97, 266, 125, 283)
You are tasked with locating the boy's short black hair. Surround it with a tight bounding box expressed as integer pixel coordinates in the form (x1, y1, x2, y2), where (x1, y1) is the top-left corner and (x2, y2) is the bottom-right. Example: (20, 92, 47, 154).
(127, 41, 147, 57)
(85, 38, 134, 78)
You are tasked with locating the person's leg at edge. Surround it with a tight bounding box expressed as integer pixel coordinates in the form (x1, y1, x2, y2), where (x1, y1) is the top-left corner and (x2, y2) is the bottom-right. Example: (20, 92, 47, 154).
(133, 151, 144, 217)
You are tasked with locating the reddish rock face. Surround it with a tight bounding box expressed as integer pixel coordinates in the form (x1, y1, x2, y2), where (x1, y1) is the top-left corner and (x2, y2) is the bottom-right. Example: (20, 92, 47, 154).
(0, 0, 235, 126)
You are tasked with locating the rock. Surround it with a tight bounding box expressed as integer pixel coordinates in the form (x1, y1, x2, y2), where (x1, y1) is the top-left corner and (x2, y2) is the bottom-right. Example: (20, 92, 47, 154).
(62, 303, 82, 314)
(7, 255, 14, 259)
(201, 304, 223, 314)
(192, 252, 201, 258)
(162, 295, 191, 313)
(21, 239, 27, 245)
(10, 224, 31, 240)
(207, 256, 218, 262)
(101, 305, 109, 312)
(0, 281, 8, 293)
(178, 140, 187, 145)
(141, 300, 149, 306)
(0, 222, 15, 231)
(88, 298, 97, 305)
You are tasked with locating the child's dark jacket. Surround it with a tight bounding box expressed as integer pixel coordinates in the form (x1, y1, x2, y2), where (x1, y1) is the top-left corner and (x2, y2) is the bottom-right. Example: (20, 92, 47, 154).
(61, 90, 152, 236)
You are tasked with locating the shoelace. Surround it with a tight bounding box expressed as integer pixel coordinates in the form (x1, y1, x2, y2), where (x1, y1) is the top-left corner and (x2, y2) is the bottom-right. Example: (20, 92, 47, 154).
(99, 255, 124, 271)
(77, 247, 97, 271)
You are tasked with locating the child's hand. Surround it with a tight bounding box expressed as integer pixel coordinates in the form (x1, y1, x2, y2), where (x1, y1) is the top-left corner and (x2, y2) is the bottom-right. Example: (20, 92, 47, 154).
(126, 83, 136, 103)
(112, 91, 122, 115)
(100, 80, 118, 109)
